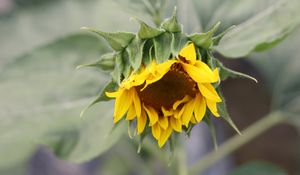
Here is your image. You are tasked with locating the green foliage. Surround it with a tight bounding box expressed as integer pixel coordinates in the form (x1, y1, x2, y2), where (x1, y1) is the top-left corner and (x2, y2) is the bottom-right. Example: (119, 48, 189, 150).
(214, 0, 300, 58)
(0, 34, 125, 168)
(228, 161, 287, 175)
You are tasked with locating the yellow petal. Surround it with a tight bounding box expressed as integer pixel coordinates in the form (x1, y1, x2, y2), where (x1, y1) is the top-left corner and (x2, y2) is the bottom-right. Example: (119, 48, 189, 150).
(194, 94, 206, 122)
(114, 89, 133, 123)
(105, 89, 122, 98)
(125, 105, 136, 120)
(174, 106, 185, 119)
(152, 123, 161, 140)
(213, 68, 219, 81)
(181, 98, 196, 127)
(179, 43, 196, 64)
(158, 117, 169, 130)
(132, 89, 142, 117)
(198, 83, 222, 102)
(190, 115, 197, 124)
(182, 63, 217, 83)
(137, 109, 147, 134)
(162, 107, 174, 117)
(206, 99, 220, 117)
(158, 125, 173, 148)
(173, 95, 191, 110)
(143, 105, 158, 126)
(170, 117, 182, 132)
(142, 60, 176, 90)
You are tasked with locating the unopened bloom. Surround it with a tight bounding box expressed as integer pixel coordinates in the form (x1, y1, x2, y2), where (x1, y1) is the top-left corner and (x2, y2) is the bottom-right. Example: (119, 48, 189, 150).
(106, 43, 222, 147)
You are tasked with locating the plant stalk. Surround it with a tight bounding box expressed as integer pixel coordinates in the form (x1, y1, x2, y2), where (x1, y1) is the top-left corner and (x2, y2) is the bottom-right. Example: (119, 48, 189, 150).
(189, 111, 286, 175)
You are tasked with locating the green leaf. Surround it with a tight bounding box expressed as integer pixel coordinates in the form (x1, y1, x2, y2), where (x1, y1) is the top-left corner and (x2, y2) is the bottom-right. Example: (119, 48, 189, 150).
(217, 88, 241, 135)
(216, 60, 257, 82)
(83, 27, 135, 51)
(212, 25, 235, 46)
(171, 33, 188, 57)
(77, 52, 116, 71)
(0, 0, 135, 65)
(188, 22, 220, 48)
(126, 37, 146, 71)
(161, 7, 182, 33)
(229, 161, 287, 175)
(214, 0, 300, 58)
(136, 19, 165, 39)
(153, 33, 172, 63)
(0, 34, 124, 169)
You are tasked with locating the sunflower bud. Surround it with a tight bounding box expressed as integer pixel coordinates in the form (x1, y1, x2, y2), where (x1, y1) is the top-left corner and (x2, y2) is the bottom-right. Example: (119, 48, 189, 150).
(81, 8, 256, 149)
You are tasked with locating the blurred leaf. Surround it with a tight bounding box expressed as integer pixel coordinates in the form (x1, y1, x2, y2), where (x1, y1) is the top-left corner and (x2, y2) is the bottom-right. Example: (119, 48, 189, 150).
(206, 0, 280, 31)
(228, 161, 287, 175)
(0, 0, 135, 65)
(0, 34, 125, 169)
(214, 0, 300, 58)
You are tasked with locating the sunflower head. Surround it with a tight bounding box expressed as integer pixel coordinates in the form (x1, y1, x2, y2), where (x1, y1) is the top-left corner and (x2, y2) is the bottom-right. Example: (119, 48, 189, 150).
(80, 8, 254, 149)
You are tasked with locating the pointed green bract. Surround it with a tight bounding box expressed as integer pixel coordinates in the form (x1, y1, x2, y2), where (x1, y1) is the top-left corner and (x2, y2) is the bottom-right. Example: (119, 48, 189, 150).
(161, 7, 182, 33)
(171, 33, 188, 57)
(143, 42, 154, 66)
(188, 21, 221, 48)
(216, 60, 257, 82)
(154, 33, 172, 63)
(77, 53, 115, 71)
(111, 53, 124, 84)
(217, 87, 241, 135)
(203, 115, 218, 150)
(122, 51, 132, 79)
(136, 19, 165, 39)
(83, 27, 135, 51)
(80, 81, 118, 117)
(126, 37, 146, 71)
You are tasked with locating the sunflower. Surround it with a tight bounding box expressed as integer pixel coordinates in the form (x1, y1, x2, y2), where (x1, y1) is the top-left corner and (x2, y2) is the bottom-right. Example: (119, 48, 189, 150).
(106, 43, 222, 147)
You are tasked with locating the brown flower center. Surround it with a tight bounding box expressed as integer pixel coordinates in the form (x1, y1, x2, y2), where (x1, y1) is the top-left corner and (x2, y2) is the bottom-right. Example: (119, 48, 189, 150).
(136, 63, 197, 111)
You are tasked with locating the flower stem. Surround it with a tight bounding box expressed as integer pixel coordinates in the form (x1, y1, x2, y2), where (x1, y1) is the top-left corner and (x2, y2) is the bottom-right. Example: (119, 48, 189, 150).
(189, 111, 286, 175)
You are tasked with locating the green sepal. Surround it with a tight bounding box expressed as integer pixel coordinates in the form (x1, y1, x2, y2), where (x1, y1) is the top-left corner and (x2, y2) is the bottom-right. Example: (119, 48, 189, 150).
(128, 121, 137, 139)
(217, 87, 241, 135)
(171, 33, 188, 57)
(143, 40, 154, 66)
(161, 7, 182, 33)
(212, 25, 236, 46)
(76, 52, 115, 71)
(82, 27, 135, 51)
(216, 60, 257, 83)
(111, 52, 124, 84)
(126, 37, 146, 71)
(153, 32, 172, 63)
(80, 81, 118, 117)
(122, 51, 132, 79)
(136, 19, 165, 39)
(137, 126, 151, 153)
(188, 21, 221, 49)
(203, 115, 218, 150)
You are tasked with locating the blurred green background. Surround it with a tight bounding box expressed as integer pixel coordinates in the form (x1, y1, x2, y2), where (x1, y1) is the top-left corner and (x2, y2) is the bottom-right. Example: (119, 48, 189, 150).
(0, 0, 300, 175)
